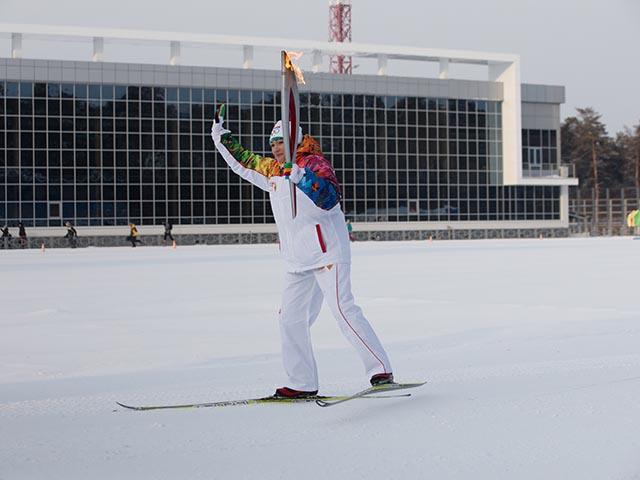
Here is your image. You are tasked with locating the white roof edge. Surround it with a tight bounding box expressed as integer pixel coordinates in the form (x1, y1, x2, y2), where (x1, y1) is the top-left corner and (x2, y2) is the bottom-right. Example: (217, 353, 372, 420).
(0, 23, 519, 64)
(512, 177, 579, 186)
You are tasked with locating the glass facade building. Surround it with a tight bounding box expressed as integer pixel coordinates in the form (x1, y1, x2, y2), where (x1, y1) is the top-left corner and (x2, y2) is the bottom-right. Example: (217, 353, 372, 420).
(0, 58, 567, 234)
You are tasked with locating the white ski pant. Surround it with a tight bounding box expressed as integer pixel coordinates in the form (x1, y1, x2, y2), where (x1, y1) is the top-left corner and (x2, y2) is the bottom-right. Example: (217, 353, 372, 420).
(279, 263, 392, 391)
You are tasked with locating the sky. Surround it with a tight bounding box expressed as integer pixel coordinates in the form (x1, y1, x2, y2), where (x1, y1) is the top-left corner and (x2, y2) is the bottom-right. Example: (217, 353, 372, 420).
(1, 0, 639, 134)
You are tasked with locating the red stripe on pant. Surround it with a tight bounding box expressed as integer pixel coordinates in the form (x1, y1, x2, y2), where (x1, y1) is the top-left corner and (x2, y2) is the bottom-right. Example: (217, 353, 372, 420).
(334, 264, 387, 373)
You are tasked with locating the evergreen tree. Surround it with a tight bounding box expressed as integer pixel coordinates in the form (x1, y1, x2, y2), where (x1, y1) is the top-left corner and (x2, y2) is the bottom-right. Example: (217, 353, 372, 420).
(601, 135, 626, 191)
(561, 108, 611, 206)
(617, 122, 640, 189)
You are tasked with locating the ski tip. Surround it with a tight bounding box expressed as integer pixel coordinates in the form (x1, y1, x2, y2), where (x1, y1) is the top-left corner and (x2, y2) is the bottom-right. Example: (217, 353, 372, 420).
(116, 401, 140, 410)
(386, 381, 427, 388)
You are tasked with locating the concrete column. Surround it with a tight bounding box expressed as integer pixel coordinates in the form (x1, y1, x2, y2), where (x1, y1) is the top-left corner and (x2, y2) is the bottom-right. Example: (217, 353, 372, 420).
(489, 59, 522, 185)
(11, 33, 22, 59)
(92, 37, 104, 62)
(312, 50, 322, 73)
(438, 58, 449, 79)
(560, 185, 569, 226)
(170, 41, 180, 66)
(377, 54, 388, 76)
(243, 45, 253, 69)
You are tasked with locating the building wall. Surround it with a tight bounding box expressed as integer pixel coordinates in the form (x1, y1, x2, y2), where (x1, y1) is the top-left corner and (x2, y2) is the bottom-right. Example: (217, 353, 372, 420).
(521, 103, 561, 130)
(1, 58, 566, 239)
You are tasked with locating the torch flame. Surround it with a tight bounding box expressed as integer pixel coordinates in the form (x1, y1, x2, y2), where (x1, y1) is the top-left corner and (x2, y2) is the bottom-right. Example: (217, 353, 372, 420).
(284, 51, 306, 85)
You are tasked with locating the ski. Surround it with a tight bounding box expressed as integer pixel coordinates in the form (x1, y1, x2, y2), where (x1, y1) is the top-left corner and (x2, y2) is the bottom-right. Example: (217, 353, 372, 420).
(116, 392, 411, 411)
(315, 381, 427, 408)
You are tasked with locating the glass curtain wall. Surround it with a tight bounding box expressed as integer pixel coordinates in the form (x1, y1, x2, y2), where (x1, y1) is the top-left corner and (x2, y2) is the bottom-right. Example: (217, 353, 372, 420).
(0, 80, 560, 227)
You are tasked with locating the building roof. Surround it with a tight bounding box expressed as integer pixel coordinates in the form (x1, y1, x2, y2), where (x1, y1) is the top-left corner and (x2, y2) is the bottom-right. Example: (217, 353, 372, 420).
(0, 22, 518, 67)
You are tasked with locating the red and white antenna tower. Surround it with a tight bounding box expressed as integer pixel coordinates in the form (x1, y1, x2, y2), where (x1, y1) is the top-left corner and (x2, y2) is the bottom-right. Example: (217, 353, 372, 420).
(328, 0, 352, 74)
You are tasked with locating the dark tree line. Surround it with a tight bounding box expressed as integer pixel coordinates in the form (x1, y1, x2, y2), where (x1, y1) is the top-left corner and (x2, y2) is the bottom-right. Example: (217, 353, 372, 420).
(561, 108, 640, 201)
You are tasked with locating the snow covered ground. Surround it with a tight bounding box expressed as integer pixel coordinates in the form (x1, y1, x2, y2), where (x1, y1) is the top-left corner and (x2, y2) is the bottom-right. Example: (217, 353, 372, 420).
(1, 237, 640, 480)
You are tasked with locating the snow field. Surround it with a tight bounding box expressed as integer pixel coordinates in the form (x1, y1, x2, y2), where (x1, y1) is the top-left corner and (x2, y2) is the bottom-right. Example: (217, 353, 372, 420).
(1, 237, 639, 479)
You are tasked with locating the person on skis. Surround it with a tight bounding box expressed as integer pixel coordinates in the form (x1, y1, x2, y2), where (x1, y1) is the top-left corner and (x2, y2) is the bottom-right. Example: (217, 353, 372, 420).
(64, 221, 78, 248)
(163, 221, 174, 244)
(127, 223, 142, 247)
(1, 225, 11, 249)
(18, 222, 28, 249)
(211, 108, 393, 399)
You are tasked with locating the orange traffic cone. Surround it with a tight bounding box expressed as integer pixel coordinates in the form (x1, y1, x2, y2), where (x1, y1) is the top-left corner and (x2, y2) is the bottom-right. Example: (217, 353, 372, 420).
(41, 242, 46, 253)
(172, 240, 177, 249)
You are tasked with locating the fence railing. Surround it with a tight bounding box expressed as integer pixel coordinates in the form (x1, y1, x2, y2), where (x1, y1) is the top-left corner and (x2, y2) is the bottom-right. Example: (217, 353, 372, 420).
(569, 190, 640, 236)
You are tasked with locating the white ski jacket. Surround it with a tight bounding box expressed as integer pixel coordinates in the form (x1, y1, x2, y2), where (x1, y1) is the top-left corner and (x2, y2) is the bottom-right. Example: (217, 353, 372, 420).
(212, 125, 351, 273)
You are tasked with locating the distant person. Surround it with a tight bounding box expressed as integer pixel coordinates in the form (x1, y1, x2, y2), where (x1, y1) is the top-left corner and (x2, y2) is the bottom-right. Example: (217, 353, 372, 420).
(163, 221, 174, 244)
(127, 223, 142, 247)
(626, 210, 637, 228)
(18, 222, 27, 249)
(628, 209, 640, 237)
(346, 219, 355, 242)
(64, 222, 78, 248)
(1, 225, 11, 249)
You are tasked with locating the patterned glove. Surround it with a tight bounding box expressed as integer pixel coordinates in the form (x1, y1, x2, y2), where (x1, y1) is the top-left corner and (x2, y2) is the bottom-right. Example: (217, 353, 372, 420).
(210, 104, 230, 143)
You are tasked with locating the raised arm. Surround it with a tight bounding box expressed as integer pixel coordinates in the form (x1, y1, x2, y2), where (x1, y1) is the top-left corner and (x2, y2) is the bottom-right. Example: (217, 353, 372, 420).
(211, 105, 280, 192)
